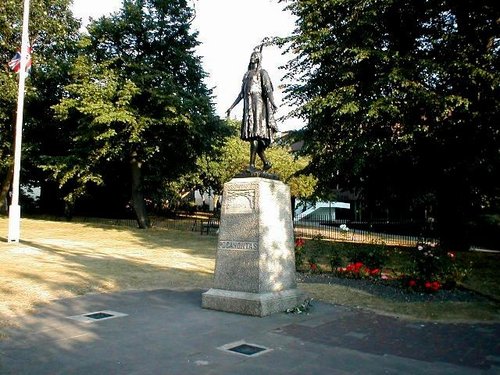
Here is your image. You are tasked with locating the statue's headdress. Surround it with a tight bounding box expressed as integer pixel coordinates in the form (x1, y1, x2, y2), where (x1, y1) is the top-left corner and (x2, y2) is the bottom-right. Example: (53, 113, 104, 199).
(253, 44, 263, 54)
(248, 43, 263, 70)
(252, 44, 263, 60)
(248, 38, 272, 69)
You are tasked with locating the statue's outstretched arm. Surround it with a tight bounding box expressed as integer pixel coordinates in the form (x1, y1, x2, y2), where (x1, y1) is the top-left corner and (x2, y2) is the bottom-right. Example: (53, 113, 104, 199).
(226, 91, 243, 118)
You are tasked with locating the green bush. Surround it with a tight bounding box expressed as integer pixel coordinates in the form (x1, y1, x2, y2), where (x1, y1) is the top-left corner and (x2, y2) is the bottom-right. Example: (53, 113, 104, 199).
(403, 242, 471, 291)
(345, 244, 388, 269)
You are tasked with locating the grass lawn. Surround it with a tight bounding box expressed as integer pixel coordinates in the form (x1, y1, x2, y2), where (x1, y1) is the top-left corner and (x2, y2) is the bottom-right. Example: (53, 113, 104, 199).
(0, 217, 217, 332)
(0, 217, 498, 336)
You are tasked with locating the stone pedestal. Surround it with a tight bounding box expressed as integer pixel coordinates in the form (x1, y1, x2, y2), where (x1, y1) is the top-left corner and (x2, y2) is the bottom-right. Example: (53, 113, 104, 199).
(202, 177, 304, 316)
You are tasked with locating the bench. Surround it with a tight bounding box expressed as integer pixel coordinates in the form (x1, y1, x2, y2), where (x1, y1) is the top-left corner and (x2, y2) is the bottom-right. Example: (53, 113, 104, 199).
(200, 216, 220, 235)
(190, 213, 212, 232)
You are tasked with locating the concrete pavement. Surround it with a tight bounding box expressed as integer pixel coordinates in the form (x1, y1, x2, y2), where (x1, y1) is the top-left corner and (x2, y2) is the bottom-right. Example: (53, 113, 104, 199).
(0, 289, 499, 374)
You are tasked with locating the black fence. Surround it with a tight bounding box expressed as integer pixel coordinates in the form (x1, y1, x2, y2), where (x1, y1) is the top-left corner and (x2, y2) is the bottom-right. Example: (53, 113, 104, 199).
(26, 215, 197, 232)
(30, 214, 432, 247)
(293, 216, 433, 247)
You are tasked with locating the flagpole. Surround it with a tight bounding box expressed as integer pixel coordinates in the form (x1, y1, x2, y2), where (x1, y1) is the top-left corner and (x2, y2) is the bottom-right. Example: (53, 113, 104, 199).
(8, 0, 30, 243)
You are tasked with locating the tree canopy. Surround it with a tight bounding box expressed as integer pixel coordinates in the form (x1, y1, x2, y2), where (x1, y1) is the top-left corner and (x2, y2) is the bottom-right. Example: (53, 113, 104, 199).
(281, 0, 499, 249)
(40, 0, 224, 226)
(0, 0, 80, 211)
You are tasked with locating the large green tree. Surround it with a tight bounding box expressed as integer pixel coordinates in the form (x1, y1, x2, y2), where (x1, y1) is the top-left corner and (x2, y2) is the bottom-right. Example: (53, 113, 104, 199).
(281, 0, 499, 249)
(45, 0, 223, 227)
(0, 0, 80, 212)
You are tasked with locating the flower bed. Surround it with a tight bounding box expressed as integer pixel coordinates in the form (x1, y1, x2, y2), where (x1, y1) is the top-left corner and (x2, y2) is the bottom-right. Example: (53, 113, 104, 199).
(294, 236, 473, 295)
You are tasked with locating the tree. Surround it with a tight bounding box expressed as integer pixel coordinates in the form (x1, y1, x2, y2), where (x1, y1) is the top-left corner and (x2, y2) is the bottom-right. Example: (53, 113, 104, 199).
(45, 53, 141, 215)
(281, 0, 499, 249)
(266, 145, 317, 204)
(0, 0, 80, 212)
(44, 0, 222, 227)
(192, 119, 317, 209)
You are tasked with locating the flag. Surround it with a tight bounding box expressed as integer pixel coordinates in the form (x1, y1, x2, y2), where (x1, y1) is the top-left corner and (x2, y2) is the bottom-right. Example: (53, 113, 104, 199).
(8, 47, 32, 74)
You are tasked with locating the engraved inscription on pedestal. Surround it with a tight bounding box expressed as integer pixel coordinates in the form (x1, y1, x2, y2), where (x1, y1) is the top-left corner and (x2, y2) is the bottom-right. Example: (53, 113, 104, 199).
(219, 241, 258, 251)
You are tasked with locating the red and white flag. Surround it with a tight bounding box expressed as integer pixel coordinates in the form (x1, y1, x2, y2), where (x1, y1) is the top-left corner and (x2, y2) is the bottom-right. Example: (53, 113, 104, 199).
(8, 47, 32, 73)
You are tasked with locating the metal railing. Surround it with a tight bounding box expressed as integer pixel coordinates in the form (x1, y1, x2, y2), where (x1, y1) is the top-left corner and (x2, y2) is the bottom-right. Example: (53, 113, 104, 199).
(293, 216, 433, 247)
(26, 214, 433, 246)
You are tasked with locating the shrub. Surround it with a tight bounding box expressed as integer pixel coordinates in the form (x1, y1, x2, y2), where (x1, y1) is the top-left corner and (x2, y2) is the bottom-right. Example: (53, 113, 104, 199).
(329, 252, 343, 273)
(294, 237, 306, 270)
(403, 242, 471, 292)
(346, 243, 388, 269)
(302, 234, 327, 273)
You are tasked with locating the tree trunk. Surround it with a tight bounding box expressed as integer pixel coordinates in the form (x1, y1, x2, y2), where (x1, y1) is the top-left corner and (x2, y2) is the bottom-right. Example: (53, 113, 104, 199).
(436, 176, 470, 251)
(130, 151, 150, 229)
(0, 161, 14, 214)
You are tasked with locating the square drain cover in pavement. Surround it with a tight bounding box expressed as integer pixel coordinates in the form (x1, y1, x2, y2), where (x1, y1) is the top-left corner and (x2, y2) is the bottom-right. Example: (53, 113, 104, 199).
(67, 310, 128, 323)
(85, 312, 114, 320)
(219, 340, 272, 357)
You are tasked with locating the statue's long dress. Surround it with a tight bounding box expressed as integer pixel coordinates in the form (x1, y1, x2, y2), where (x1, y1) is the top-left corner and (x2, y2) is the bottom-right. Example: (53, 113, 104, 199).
(239, 69, 277, 146)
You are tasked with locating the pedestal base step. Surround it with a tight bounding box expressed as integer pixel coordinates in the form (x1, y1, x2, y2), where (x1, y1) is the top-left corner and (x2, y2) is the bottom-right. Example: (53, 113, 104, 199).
(202, 288, 306, 317)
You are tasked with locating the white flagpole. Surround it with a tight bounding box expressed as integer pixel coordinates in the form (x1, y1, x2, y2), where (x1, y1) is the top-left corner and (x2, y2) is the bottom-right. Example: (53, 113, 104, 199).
(8, 0, 30, 243)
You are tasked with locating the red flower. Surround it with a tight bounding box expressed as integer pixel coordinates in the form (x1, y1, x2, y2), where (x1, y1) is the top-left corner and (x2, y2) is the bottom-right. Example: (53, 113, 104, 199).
(354, 262, 363, 269)
(369, 268, 381, 276)
(408, 280, 417, 287)
(295, 238, 305, 247)
(425, 281, 432, 289)
(431, 281, 441, 291)
(344, 262, 368, 274)
(310, 263, 318, 271)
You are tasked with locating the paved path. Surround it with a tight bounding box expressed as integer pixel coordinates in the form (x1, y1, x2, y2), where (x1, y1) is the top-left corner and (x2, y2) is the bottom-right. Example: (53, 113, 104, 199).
(0, 289, 499, 374)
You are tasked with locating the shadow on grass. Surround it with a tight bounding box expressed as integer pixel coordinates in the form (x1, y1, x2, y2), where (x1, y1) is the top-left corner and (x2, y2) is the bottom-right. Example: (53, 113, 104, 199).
(15, 237, 214, 289)
(65, 219, 218, 254)
(0, 218, 219, 322)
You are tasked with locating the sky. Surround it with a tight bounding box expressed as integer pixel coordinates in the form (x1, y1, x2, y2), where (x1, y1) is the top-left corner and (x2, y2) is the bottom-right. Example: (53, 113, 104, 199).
(71, 0, 302, 131)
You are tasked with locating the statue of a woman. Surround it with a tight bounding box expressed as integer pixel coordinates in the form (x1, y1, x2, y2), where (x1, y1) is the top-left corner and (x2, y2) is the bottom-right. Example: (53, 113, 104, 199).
(226, 44, 278, 172)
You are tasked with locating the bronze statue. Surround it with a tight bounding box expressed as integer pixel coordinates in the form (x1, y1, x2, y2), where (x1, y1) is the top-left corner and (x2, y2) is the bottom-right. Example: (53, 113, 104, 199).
(226, 44, 278, 172)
